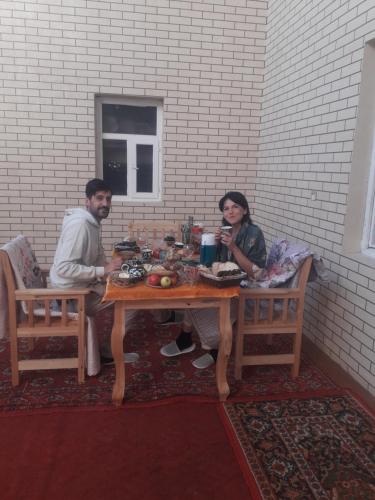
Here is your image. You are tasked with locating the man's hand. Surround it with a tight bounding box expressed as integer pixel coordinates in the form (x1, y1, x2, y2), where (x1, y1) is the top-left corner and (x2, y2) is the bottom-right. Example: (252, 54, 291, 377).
(104, 256, 123, 275)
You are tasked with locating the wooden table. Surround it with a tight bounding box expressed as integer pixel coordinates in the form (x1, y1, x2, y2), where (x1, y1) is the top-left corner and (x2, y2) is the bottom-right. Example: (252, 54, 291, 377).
(103, 280, 240, 406)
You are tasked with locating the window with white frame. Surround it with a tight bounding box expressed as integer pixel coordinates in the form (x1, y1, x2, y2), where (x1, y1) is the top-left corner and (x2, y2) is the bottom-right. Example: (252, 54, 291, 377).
(344, 40, 375, 258)
(364, 139, 375, 251)
(95, 96, 162, 201)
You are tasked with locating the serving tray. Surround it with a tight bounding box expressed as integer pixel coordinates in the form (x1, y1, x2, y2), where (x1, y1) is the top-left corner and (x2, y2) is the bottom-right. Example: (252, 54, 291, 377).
(199, 271, 247, 288)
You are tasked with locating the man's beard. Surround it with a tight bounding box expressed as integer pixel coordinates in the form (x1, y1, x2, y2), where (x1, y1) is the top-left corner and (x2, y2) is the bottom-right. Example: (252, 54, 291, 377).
(97, 207, 110, 219)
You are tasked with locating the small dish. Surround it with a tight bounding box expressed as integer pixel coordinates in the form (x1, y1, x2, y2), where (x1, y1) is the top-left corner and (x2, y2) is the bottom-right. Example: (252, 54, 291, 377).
(110, 277, 137, 288)
(109, 271, 137, 288)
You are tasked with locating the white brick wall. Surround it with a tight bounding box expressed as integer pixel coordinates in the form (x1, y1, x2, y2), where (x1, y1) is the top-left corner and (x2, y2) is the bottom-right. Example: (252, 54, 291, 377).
(0, 0, 267, 257)
(258, 0, 375, 396)
(3, 0, 375, 397)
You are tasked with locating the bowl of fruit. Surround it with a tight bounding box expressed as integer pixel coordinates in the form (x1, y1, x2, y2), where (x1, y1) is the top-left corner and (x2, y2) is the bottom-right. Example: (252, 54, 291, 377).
(145, 265, 179, 289)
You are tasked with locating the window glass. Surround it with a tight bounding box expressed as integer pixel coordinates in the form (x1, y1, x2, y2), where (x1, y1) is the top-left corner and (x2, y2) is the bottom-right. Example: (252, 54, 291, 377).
(102, 139, 127, 196)
(136, 144, 153, 193)
(368, 154, 375, 248)
(102, 104, 156, 135)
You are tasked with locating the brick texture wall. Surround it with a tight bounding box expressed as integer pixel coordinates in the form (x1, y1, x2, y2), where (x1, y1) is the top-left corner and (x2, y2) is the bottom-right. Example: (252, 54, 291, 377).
(3, 0, 375, 396)
(0, 0, 266, 259)
(257, 0, 375, 395)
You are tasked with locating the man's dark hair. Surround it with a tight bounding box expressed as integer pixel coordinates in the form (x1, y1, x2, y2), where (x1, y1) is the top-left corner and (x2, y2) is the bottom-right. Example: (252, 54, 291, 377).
(85, 178, 112, 198)
(219, 191, 252, 225)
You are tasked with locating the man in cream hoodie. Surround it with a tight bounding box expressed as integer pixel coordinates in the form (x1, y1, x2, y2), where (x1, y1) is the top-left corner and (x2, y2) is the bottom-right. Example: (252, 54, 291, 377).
(50, 178, 138, 367)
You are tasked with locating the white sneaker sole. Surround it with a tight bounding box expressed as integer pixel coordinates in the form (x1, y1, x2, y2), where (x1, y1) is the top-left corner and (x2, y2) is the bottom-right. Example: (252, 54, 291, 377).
(192, 353, 215, 369)
(160, 341, 196, 357)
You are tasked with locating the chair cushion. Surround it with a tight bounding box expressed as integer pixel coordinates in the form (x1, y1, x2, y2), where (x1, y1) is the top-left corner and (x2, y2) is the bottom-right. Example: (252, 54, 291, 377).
(2, 235, 44, 290)
(1, 235, 45, 315)
(244, 239, 312, 289)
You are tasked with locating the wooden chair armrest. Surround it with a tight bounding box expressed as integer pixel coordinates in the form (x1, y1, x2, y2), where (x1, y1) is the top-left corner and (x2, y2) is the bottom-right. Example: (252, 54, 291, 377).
(15, 288, 90, 300)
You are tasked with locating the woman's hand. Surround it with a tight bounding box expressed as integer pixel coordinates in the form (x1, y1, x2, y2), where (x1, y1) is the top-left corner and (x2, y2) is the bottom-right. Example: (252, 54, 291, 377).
(220, 232, 235, 250)
(216, 226, 235, 249)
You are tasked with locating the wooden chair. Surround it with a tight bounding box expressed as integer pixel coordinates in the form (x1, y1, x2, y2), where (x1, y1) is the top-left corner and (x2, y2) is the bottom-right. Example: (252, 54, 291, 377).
(234, 256, 312, 379)
(0, 235, 89, 386)
(128, 220, 181, 242)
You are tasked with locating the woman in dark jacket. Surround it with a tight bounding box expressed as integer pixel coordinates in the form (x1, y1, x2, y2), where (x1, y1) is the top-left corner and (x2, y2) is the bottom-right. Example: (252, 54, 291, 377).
(160, 191, 267, 369)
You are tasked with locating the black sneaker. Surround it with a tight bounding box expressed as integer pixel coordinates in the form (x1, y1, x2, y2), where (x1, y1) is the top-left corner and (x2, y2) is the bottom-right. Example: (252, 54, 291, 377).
(100, 355, 115, 365)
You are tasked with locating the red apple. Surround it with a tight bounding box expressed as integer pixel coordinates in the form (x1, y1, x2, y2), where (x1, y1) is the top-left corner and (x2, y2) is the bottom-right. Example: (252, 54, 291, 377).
(147, 274, 161, 286)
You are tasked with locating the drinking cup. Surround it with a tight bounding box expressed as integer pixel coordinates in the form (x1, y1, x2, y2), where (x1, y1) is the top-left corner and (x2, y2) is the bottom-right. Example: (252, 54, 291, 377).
(159, 249, 167, 261)
(182, 264, 200, 285)
(221, 226, 232, 236)
(191, 223, 204, 253)
(183, 244, 194, 258)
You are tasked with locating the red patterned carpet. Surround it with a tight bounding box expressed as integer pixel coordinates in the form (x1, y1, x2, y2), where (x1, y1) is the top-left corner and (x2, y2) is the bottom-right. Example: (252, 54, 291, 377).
(1, 311, 375, 499)
(221, 392, 375, 499)
(0, 399, 253, 500)
(0, 310, 337, 410)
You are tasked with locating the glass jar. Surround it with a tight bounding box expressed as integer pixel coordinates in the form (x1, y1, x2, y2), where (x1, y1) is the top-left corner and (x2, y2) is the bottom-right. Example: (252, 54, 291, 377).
(191, 223, 204, 254)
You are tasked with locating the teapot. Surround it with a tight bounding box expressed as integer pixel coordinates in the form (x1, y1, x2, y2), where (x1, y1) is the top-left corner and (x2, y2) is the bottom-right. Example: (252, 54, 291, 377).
(121, 262, 146, 281)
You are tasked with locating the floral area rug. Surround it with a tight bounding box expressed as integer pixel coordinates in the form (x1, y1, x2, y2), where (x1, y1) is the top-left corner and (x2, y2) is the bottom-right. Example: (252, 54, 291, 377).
(0, 310, 337, 410)
(222, 392, 375, 499)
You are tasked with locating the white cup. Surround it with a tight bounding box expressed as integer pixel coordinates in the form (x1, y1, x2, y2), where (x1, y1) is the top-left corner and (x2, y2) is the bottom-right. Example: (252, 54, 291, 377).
(221, 226, 232, 235)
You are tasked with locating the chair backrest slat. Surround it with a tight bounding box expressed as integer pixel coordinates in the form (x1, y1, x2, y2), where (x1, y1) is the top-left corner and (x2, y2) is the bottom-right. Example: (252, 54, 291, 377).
(267, 298, 274, 322)
(27, 301, 34, 327)
(44, 299, 51, 326)
(128, 221, 181, 242)
(282, 298, 288, 321)
(254, 299, 259, 323)
(61, 299, 68, 326)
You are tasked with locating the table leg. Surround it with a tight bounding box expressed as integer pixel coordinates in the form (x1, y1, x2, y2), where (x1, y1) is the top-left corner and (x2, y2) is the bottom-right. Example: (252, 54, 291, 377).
(111, 302, 126, 406)
(216, 298, 232, 401)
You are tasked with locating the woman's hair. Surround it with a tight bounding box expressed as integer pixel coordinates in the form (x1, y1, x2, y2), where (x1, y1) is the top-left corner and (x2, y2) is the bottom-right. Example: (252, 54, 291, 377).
(85, 178, 112, 199)
(219, 191, 252, 225)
